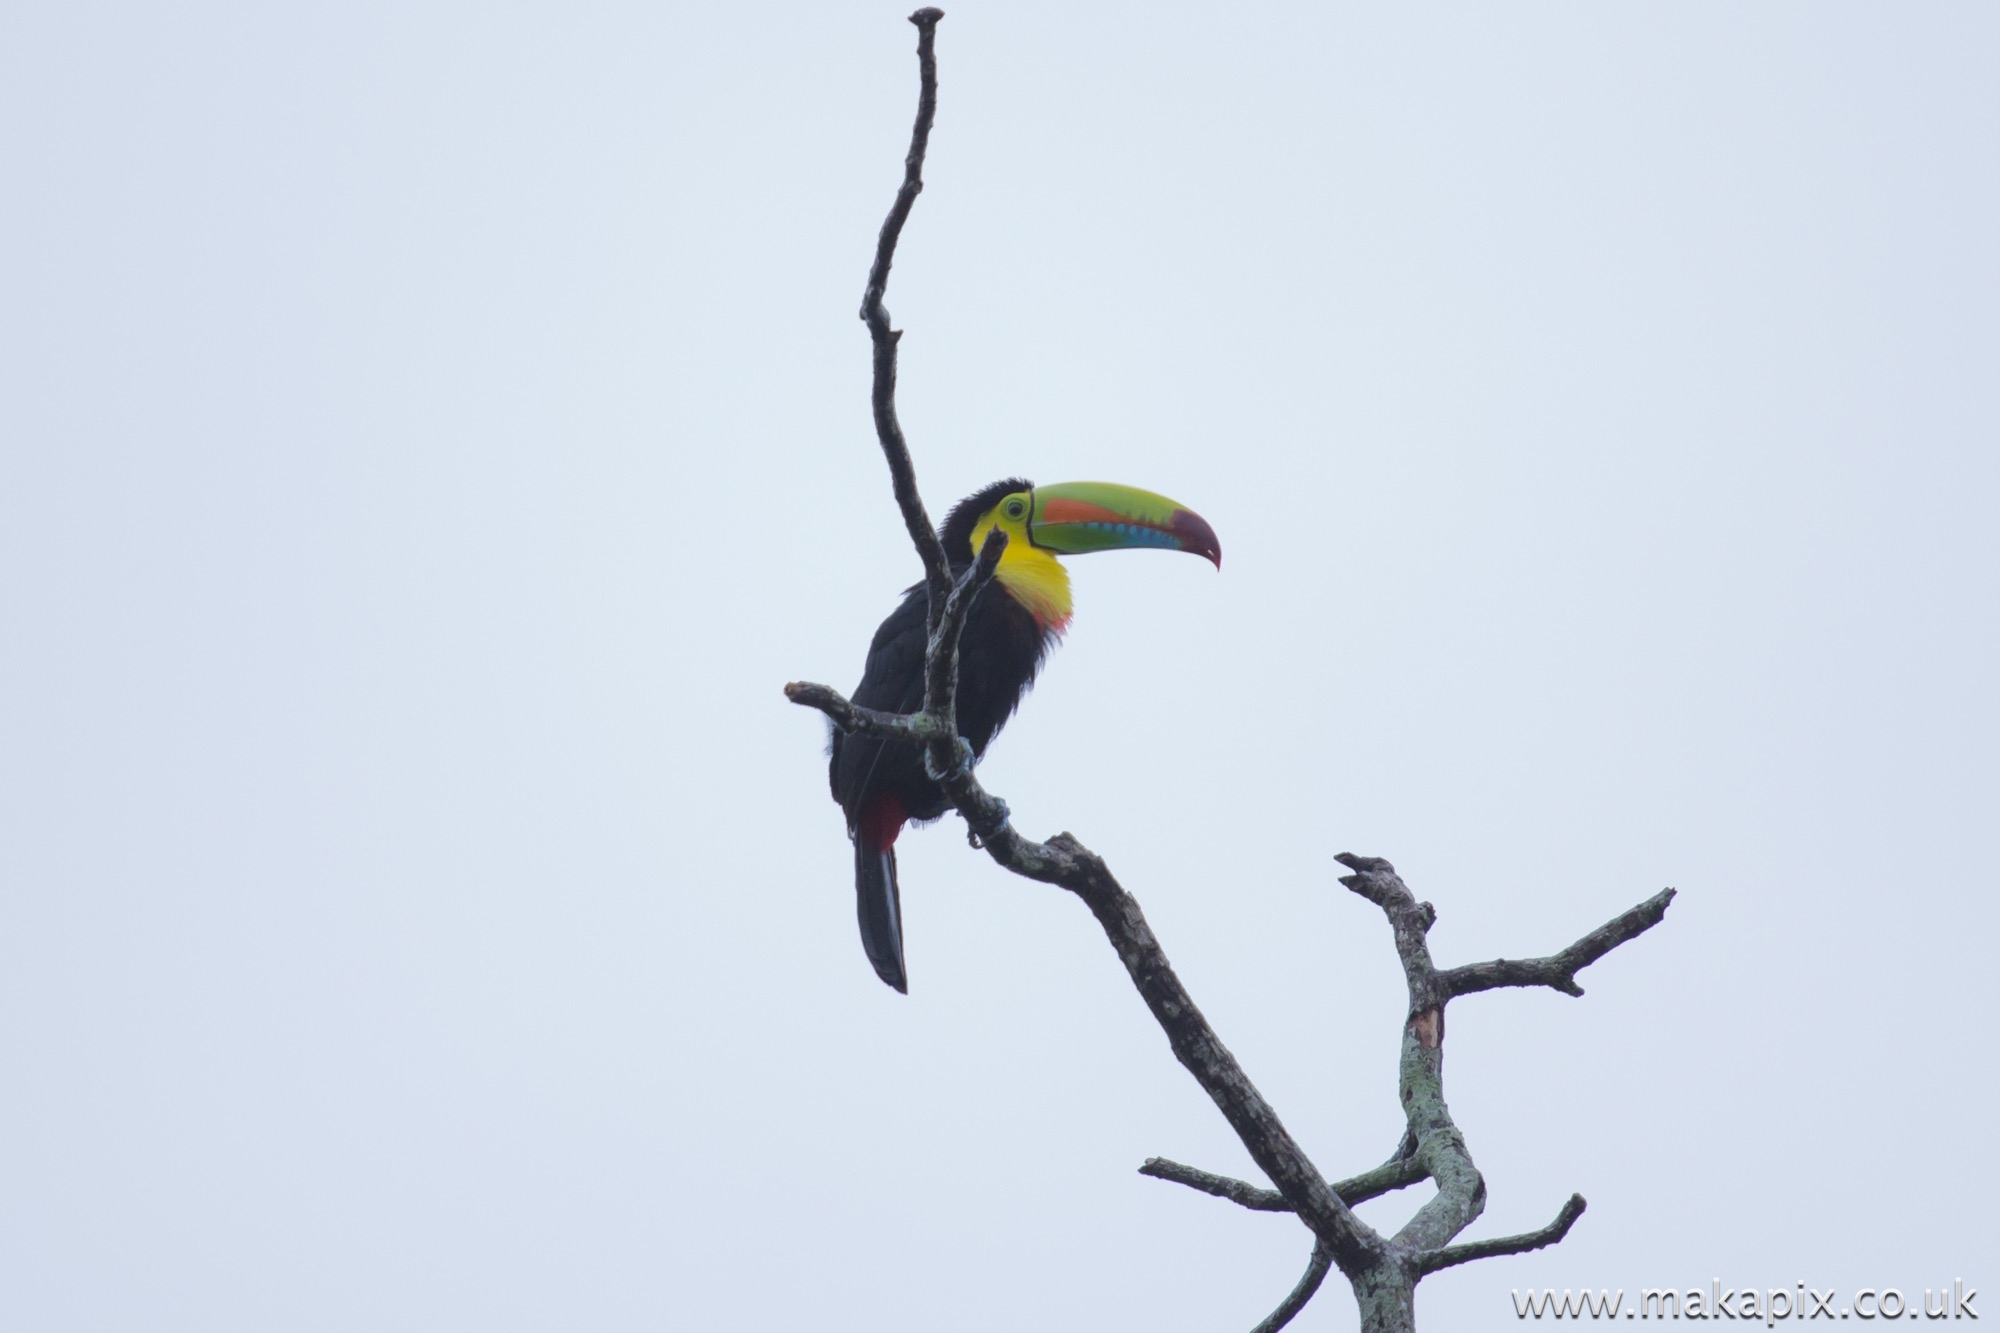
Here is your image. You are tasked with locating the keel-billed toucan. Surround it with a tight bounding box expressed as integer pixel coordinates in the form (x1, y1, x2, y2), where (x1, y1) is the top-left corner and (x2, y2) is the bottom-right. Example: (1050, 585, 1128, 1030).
(829, 479, 1221, 992)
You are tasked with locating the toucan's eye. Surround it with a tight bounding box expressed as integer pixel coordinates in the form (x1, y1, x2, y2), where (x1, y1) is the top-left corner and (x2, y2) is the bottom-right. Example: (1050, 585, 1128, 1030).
(1004, 499, 1027, 520)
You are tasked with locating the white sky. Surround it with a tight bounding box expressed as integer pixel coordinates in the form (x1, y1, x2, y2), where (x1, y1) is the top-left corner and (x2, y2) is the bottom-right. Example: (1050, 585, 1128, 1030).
(3, 3, 1995, 1329)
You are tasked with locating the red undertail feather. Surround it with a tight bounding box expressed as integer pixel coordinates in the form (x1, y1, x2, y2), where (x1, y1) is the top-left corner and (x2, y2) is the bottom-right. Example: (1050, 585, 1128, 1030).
(859, 792, 907, 851)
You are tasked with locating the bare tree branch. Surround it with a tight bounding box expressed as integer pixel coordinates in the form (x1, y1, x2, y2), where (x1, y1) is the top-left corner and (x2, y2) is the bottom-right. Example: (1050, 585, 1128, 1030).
(1139, 1157, 1290, 1212)
(1330, 853, 1667, 1323)
(923, 529, 1006, 751)
(782, 681, 947, 743)
(1332, 1152, 1432, 1208)
(1415, 1195, 1588, 1276)
(859, 7, 954, 626)
(1438, 889, 1677, 999)
(1010, 833, 1384, 1270)
(1334, 855, 1489, 1266)
(1140, 1148, 1430, 1214)
(813, 16, 1387, 1272)
(1252, 1243, 1333, 1333)
(789, 18, 1677, 1330)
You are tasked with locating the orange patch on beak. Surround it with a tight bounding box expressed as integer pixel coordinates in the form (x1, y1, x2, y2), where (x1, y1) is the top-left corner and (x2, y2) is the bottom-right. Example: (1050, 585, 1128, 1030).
(1035, 497, 1133, 526)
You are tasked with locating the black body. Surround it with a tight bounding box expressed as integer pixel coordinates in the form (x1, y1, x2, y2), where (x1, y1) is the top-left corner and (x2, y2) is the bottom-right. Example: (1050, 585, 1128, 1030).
(829, 479, 1059, 992)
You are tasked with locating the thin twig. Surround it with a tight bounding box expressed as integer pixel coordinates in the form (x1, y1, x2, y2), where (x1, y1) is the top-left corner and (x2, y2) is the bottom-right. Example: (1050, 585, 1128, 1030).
(860, 7, 953, 623)
(1252, 1243, 1333, 1333)
(1332, 1152, 1431, 1208)
(1415, 1195, 1587, 1275)
(1438, 889, 1677, 999)
(1139, 1150, 1429, 1214)
(782, 681, 947, 743)
(924, 530, 1007, 730)
(1139, 1158, 1289, 1212)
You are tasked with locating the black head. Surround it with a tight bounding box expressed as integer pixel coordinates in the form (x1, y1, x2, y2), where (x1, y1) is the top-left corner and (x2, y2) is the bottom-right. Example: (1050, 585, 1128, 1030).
(939, 477, 1034, 565)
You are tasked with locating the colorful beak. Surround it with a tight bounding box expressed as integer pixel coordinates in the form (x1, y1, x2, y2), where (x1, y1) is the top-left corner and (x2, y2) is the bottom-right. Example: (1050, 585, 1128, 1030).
(1027, 481, 1222, 568)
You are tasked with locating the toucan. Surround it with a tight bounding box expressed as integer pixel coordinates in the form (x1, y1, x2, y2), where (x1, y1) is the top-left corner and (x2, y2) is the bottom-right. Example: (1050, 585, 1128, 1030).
(829, 478, 1221, 992)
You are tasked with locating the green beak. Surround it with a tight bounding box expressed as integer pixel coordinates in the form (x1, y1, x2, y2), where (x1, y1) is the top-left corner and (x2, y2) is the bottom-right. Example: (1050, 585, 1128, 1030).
(1027, 481, 1222, 567)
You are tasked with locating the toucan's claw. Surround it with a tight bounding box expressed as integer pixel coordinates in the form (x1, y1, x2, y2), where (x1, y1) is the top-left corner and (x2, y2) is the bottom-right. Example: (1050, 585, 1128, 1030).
(924, 736, 975, 783)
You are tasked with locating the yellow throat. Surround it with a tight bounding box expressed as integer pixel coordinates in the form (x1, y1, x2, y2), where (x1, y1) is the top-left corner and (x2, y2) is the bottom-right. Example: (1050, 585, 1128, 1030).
(970, 506, 1073, 633)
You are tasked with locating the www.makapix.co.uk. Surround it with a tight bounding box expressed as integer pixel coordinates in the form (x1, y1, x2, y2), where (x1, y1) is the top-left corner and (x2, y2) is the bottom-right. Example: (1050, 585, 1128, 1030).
(1511, 1280, 1977, 1321)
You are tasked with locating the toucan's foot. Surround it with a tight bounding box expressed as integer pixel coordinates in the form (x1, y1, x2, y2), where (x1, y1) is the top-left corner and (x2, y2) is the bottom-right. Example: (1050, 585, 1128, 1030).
(961, 799, 1010, 850)
(924, 736, 975, 782)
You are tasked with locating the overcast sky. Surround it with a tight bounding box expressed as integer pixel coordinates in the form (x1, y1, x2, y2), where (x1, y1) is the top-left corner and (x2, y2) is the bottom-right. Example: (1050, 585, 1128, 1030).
(3, 3, 1996, 1329)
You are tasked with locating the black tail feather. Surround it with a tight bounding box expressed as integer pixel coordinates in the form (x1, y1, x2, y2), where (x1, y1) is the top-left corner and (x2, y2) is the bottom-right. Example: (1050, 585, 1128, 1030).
(855, 840, 908, 993)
